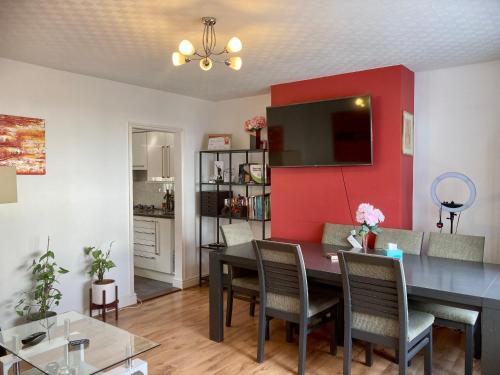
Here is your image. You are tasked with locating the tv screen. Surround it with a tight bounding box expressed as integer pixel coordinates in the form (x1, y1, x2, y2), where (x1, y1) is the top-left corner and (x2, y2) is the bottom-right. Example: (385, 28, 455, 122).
(266, 95, 373, 167)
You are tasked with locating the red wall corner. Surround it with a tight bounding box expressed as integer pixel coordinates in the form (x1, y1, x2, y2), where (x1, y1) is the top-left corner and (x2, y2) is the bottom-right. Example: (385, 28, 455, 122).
(270, 65, 415, 242)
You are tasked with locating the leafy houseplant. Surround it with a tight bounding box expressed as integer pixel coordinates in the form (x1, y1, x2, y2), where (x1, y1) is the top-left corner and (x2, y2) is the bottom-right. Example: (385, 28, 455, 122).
(356, 203, 385, 251)
(85, 243, 117, 305)
(16, 238, 69, 321)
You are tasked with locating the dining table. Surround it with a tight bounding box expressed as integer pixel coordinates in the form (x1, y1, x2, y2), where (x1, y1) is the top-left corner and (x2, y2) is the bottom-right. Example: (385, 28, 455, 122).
(208, 238, 500, 375)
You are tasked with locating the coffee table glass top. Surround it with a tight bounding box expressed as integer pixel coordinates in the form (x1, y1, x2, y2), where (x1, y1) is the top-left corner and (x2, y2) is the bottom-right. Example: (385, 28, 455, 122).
(0, 311, 159, 375)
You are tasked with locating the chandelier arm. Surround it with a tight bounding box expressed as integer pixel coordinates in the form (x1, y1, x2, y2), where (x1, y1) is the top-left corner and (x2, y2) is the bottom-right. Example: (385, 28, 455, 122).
(211, 23, 217, 52)
(212, 48, 228, 56)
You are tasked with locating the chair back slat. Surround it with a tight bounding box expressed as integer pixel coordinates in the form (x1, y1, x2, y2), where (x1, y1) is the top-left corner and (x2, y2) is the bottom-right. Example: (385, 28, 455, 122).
(339, 251, 408, 340)
(253, 240, 307, 315)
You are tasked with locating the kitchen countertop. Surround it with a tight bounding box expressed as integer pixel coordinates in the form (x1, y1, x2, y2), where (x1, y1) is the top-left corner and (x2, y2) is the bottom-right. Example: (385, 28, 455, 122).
(133, 209, 175, 219)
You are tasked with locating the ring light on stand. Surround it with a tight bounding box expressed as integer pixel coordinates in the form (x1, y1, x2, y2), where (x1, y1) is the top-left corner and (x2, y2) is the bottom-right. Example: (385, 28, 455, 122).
(430, 172, 476, 233)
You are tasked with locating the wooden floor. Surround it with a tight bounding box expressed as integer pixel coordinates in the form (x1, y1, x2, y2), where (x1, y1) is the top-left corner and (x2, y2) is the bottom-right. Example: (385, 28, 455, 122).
(114, 286, 480, 374)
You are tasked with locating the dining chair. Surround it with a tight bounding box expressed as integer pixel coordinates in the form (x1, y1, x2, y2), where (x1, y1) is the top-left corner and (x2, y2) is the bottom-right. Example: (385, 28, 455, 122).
(220, 222, 260, 327)
(322, 223, 360, 247)
(412, 232, 485, 375)
(375, 228, 424, 255)
(338, 250, 434, 375)
(252, 240, 340, 375)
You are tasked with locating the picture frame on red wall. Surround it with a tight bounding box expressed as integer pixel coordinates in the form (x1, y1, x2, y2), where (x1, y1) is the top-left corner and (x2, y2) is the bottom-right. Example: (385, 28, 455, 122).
(402, 111, 414, 156)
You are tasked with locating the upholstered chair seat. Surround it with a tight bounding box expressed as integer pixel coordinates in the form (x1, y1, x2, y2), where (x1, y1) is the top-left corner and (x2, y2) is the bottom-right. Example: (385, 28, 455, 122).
(411, 301, 479, 325)
(266, 288, 339, 317)
(375, 228, 424, 255)
(352, 310, 434, 342)
(231, 275, 260, 290)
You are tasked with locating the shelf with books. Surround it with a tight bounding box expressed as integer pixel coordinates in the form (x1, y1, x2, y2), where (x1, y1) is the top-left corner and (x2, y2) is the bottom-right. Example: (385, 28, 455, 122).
(198, 148, 270, 286)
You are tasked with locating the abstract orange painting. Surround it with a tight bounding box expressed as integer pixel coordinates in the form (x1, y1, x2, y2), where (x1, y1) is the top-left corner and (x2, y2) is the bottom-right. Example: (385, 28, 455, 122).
(0, 114, 46, 175)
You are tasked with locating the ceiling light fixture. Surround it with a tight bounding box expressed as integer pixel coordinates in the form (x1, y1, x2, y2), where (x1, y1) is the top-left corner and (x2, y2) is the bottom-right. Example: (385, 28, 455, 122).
(172, 17, 242, 72)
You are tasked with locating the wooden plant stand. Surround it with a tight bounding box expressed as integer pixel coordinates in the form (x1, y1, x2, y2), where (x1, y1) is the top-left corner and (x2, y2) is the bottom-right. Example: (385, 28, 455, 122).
(89, 285, 119, 322)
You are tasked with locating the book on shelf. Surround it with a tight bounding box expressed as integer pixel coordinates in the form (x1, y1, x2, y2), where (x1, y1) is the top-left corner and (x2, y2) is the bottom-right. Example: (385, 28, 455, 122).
(247, 194, 271, 220)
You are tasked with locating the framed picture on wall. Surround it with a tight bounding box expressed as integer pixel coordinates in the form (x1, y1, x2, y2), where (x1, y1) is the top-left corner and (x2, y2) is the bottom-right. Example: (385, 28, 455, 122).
(402, 111, 414, 156)
(207, 134, 232, 150)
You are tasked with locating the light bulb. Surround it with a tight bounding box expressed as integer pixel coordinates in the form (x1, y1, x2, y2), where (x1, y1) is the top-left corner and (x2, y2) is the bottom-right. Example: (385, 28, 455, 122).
(178, 40, 195, 55)
(226, 56, 242, 71)
(172, 52, 187, 66)
(199, 57, 213, 71)
(354, 98, 365, 107)
(226, 37, 242, 53)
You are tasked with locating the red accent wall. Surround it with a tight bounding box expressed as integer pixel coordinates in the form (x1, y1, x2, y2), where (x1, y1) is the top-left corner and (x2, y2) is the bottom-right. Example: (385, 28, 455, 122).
(270, 65, 414, 242)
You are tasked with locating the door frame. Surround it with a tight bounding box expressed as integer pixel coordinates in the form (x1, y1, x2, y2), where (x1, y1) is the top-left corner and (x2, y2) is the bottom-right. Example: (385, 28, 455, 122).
(128, 122, 185, 299)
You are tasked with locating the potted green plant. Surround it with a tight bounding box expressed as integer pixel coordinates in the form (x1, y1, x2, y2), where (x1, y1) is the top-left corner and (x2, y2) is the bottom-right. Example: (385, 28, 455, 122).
(16, 237, 69, 321)
(84, 242, 117, 305)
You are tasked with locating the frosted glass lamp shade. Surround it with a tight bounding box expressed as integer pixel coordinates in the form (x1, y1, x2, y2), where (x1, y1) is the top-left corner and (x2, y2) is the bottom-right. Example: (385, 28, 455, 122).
(0, 166, 17, 203)
(227, 56, 242, 71)
(172, 52, 187, 66)
(226, 37, 242, 53)
(178, 40, 195, 55)
(199, 58, 213, 71)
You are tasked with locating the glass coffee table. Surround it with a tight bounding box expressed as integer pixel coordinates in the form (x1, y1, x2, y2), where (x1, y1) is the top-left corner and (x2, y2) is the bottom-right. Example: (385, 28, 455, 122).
(0, 311, 159, 374)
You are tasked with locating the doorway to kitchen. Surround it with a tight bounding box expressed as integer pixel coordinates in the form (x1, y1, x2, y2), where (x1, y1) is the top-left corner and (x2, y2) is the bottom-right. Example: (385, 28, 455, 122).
(130, 126, 181, 301)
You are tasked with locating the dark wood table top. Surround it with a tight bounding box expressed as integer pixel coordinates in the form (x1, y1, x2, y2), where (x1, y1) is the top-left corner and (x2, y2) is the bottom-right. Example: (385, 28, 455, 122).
(215, 238, 500, 308)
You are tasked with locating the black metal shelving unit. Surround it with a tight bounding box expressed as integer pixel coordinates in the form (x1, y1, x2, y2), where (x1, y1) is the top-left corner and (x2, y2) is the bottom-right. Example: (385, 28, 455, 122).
(198, 149, 270, 286)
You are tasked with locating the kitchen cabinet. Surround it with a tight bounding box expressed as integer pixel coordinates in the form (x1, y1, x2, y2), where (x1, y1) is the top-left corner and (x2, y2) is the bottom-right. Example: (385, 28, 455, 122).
(132, 132, 148, 170)
(146, 132, 175, 181)
(133, 216, 174, 274)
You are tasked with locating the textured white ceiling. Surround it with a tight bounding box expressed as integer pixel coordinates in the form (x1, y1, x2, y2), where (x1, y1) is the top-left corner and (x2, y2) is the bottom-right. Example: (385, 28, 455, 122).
(1, 0, 499, 101)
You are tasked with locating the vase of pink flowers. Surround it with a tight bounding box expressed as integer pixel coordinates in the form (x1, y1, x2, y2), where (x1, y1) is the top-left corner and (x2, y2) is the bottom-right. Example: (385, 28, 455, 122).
(356, 203, 385, 252)
(244, 116, 267, 149)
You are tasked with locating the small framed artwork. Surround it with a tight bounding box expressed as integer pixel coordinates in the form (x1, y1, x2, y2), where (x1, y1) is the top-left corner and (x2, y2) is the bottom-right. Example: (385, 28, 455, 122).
(207, 134, 232, 150)
(402, 111, 414, 156)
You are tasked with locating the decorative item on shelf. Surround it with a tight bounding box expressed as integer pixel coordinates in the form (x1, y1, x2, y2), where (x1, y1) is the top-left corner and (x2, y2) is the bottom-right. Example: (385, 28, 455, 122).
(172, 17, 242, 72)
(238, 163, 252, 184)
(402, 111, 414, 156)
(224, 168, 234, 183)
(221, 194, 248, 219)
(214, 161, 224, 182)
(355, 203, 385, 252)
(207, 134, 232, 150)
(239, 163, 269, 184)
(244, 116, 267, 149)
(16, 237, 69, 321)
(0, 114, 46, 175)
(84, 242, 118, 321)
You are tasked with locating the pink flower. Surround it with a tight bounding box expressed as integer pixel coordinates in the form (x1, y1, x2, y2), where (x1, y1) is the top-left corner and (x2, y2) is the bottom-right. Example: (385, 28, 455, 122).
(355, 203, 384, 226)
(373, 208, 385, 223)
(244, 116, 267, 133)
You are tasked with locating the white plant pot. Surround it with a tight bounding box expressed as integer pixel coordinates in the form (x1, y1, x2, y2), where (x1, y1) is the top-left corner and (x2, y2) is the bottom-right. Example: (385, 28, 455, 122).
(91, 279, 116, 305)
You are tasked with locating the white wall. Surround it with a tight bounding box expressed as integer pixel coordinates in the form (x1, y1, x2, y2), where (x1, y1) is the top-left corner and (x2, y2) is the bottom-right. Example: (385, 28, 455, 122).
(414, 60, 500, 263)
(0, 58, 217, 328)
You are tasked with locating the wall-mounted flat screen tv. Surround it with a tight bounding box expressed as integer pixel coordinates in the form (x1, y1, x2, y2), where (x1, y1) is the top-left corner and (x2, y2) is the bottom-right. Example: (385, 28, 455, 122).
(266, 95, 373, 167)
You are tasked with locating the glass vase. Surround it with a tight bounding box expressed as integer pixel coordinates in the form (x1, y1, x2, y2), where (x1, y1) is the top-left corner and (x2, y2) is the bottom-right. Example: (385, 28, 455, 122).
(362, 234, 369, 253)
